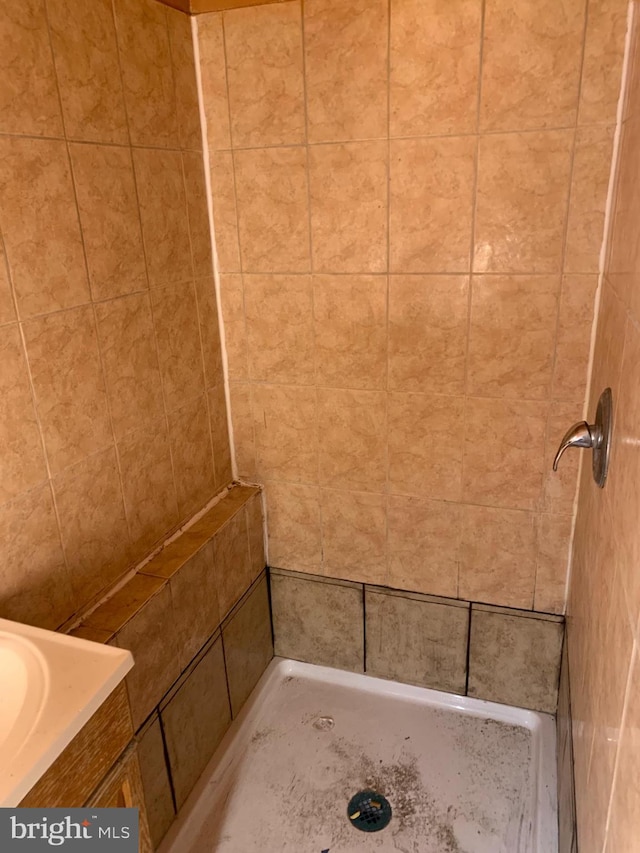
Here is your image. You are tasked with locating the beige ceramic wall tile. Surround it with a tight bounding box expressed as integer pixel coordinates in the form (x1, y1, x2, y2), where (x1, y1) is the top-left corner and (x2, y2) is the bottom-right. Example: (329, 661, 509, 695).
(47, 0, 128, 144)
(133, 148, 193, 289)
(197, 13, 231, 150)
(309, 141, 387, 273)
(468, 606, 563, 712)
(318, 389, 386, 492)
(390, 0, 481, 137)
(553, 276, 598, 402)
(224, 2, 305, 147)
(194, 277, 222, 389)
(209, 151, 241, 272)
(213, 511, 252, 619)
(459, 505, 537, 609)
(167, 395, 216, 520)
(565, 126, 615, 274)
(463, 397, 548, 511)
(169, 543, 219, 670)
(480, 0, 585, 131)
(244, 274, 314, 384)
(136, 716, 175, 849)
(0, 245, 16, 326)
(227, 382, 255, 480)
(95, 293, 165, 440)
(208, 381, 233, 489)
(388, 392, 464, 501)
(161, 637, 231, 807)
(234, 147, 310, 273)
(113, 0, 179, 148)
(365, 588, 469, 693)
(252, 384, 318, 483)
(264, 481, 322, 572)
(543, 401, 584, 515)
(183, 152, 214, 279)
(69, 144, 147, 301)
(587, 281, 627, 411)
(389, 137, 476, 273)
(0, 483, 72, 630)
(304, 0, 388, 143)
(219, 274, 247, 380)
(320, 489, 386, 584)
(387, 496, 461, 599)
(166, 8, 202, 151)
(0, 0, 63, 137)
(0, 325, 47, 504)
(222, 576, 273, 716)
(0, 137, 90, 318)
(271, 571, 364, 671)
(535, 513, 572, 614)
(579, 0, 629, 126)
(474, 130, 573, 273)
(467, 275, 559, 399)
(84, 572, 164, 633)
(117, 419, 180, 558)
(151, 282, 206, 412)
(246, 496, 266, 580)
(388, 275, 468, 394)
(23, 306, 112, 474)
(313, 274, 387, 390)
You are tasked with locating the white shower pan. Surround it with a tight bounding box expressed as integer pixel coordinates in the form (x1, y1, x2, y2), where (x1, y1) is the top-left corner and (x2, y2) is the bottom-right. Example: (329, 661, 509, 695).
(161, 658, 557, 853)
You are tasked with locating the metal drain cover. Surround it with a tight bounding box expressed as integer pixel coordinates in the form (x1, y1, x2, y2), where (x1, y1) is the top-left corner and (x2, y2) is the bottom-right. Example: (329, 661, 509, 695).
(347, 790, 392, 832)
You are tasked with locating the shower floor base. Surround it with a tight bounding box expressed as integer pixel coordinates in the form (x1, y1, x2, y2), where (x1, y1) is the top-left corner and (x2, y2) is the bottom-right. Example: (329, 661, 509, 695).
(160, 659, 557, 853)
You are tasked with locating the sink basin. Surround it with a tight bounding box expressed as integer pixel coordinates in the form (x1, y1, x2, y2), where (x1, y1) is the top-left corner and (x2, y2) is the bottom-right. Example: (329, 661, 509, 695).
(0, 618, 133, 806)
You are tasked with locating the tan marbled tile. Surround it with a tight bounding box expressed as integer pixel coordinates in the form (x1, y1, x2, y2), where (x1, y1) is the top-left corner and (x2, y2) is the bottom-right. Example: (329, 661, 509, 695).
(474, 130, 573, 274)
(535, 513, 572, 614)
(167, 7, 201, 151)
(219, 273, 247, 380)
(459, 505, 537, 609)
(304, 0, 387, 143)
(468, 605, 563, 712)
(318, 388, 386, 492)
(70, 143, 147, 301)
(463, 397, 548, 511)
(246, 495, 266, 580)
(23, 305, 112, 474)
(194, 277, 222, 389)
(366, 588, 469, 693)
(579, 0, 629, 127)
(313, 274, 387, 390)
(271, 570, 364, 672)
(0, 0, 63, 137)
(244, 274, 314, 384)
(209, 151, 241, 273)
(264, 482, 322, 573)
(213, 510, 252, 620)
(53, 446, 132, 611)
(167, 395, 216, 521)
(169, 543, 219, 670)
(252, 384, 318, 484)
(228, 382, 255, 480)
(209, 382, 234, 490)
(85, 572, 165, 633)
(309, 141, 387, 273)
(542, 401, 584, 515)
(0, 483, 72, 630)
(222, 576, 273, 716)
(96, 293, 164, 440)
(387, 495, 461, 599)
(136, 716, 175, 849)
(0, 243, 15, 326)
(467, 275, 559, 399)
(68, 625, 114, 643)
(552, 275, 598, 402)
(47, 0, 127, 144)
(151, 282, 206, 412)
(565, 126, 616, 274)
(183, 152, 213, 279)
(587, 280, 627, 412)
(117, 418, 180, 558)
(234, 147, 310, 273)
(0, 137, 90, 318)
(0, 325, 47, 504)
(223, 2, 305, 147)
(140, 530, 205, 581)
(133, 148, 193, 289)
(388, 275, 468, 394)
(113, 0, 179, 148)
(197, 13, 231, 151)
(388, 392, 464, 501)
(390, 0, 481, 137)
(390, 137, 475, 273)
(480, 0, 585, 131)
(320, 489, 386, 584)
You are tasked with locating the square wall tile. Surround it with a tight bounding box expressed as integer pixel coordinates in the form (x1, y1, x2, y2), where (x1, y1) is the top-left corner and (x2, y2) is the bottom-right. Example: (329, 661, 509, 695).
(578, 0, 629, 127)
(169, 542, 219, 671)
(195, 277, 222, 390)
(468, 605, 563, 713)
(209, 151, 241, 272)
(213, 510, 252, 620)
(136, 716, 175, 849)
(223, 575, 273, 717)
(264, 482, 322, 573)
(365, 587, 469, 694)
(167, 8, 201, 152)
(197, 13, 231, 150)
(552, 276, 598, 403)
(227, 382, 255, 481)
(219, 274, 248, 381)
(320, 490, 387, 585)
(168, 395, 216, 521)
(252, 384, 318, 484)
(161, 637, 231, 808)
(246, 494, 266, 581)
(182, 151, 213, 279)
(209, 382, 234, 490)
(535, 514, 572, 615)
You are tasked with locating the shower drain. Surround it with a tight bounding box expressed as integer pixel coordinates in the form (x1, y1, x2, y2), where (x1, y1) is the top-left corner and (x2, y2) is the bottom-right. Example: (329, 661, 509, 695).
(347, 790, 392, 832)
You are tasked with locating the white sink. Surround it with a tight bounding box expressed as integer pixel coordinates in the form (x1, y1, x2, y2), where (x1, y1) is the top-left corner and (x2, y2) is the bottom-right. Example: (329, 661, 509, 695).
(0, 618, 133, 807)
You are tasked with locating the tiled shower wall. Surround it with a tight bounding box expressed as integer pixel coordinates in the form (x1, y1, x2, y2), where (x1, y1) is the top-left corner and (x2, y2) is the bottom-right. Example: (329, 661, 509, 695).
(564, 3, 640, 851)
(0, 0, 232, 631)
(198, 0, 627, 614)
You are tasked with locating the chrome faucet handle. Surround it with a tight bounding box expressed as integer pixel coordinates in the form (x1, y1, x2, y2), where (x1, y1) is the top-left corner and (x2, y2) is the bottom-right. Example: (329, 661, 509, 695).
(552, 422, 597, 471)
(552, 388, 613, 488)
